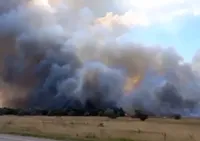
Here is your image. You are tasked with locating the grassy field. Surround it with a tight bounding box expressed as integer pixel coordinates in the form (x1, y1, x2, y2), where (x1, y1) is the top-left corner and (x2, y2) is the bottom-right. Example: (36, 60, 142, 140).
(0, 116, 199, 141)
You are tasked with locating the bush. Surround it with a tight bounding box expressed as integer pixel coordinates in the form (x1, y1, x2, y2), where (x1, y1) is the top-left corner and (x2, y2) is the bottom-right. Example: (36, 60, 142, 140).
(84, 112, 90, 116)
(67, 110, 76, 116)
(104, 108, 117, 119)
(134, 109, 148, 121)
(174, 114, 181, 120)
(98, 111, 104, 116)
(17, 109, 28, 116)
(0, 108, 20, 115)
(0, 106, 125, 117)
(139, 115, 148, 121)
(117, 108, 125, 117)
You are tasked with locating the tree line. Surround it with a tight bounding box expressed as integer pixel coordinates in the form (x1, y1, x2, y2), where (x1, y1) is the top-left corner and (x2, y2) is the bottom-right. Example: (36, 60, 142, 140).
(0, 107, 181, 121)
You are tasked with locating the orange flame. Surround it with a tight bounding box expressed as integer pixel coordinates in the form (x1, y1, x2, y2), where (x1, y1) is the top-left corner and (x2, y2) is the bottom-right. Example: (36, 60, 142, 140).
(124, 75, 142, 94)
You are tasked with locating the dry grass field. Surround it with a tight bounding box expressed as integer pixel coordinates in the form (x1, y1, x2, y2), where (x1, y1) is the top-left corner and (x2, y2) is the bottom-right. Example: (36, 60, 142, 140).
(0, 116, 199, 141)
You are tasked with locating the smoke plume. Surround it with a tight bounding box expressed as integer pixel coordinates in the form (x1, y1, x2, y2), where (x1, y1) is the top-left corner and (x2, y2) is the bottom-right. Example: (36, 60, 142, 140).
(0, 0, 200, 117)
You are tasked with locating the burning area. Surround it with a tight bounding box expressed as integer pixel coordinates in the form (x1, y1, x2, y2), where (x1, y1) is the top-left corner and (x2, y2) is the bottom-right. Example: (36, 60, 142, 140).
(0, 0, 199, 117)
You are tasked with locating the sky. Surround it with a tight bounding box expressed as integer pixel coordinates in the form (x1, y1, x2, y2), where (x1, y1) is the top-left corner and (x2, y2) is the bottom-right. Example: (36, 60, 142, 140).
(121, 0, 200, 62)
(36, 0, 200, 62)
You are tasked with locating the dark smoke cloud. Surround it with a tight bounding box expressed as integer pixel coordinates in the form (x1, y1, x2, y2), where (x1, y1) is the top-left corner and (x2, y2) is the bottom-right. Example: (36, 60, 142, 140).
(0, 0, 199, 117)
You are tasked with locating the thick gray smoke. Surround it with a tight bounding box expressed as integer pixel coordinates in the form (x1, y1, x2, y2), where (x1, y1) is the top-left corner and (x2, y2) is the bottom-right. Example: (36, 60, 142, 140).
(0, 0, 200, 117)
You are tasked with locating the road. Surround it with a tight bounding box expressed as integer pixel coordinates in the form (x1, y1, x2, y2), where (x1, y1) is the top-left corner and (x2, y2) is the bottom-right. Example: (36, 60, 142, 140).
(0, 134, 61, 141)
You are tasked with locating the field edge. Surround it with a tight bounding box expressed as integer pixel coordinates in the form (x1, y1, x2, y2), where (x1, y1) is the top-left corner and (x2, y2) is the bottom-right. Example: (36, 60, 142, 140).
(0, 130, 136, 141)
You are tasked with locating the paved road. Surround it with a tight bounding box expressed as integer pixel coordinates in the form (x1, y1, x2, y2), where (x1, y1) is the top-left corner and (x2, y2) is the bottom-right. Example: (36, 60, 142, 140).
(0, 134, 60, 141)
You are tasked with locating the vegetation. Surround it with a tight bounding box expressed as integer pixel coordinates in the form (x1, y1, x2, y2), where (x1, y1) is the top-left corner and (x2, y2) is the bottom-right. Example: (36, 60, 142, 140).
(173, 114, 182, 120)
(0, 116, 198, 141)
(0, 107, 183, 122)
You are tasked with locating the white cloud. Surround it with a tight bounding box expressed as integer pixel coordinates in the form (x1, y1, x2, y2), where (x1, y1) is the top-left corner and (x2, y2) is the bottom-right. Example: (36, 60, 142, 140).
(44, 0, 200, 27)
(128, 0, 185, 9)
(120, 0, 200, 26)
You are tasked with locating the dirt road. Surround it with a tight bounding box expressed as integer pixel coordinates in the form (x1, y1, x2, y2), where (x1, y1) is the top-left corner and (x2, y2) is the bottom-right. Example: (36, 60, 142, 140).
(0, 134, 61, 141)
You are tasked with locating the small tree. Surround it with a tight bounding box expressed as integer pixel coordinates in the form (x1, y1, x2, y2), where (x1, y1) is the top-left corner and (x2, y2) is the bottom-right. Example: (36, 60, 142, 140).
(98, 111, 104, 116)
(139, 115, 148, 121)
(68, 110, 76, 116)
(117, 108, 125, 117)
(104, 108, 117, 119)
(84, 112, 90, 116)
(134, 109, 148, 121)
(174, 114, 181, 120)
